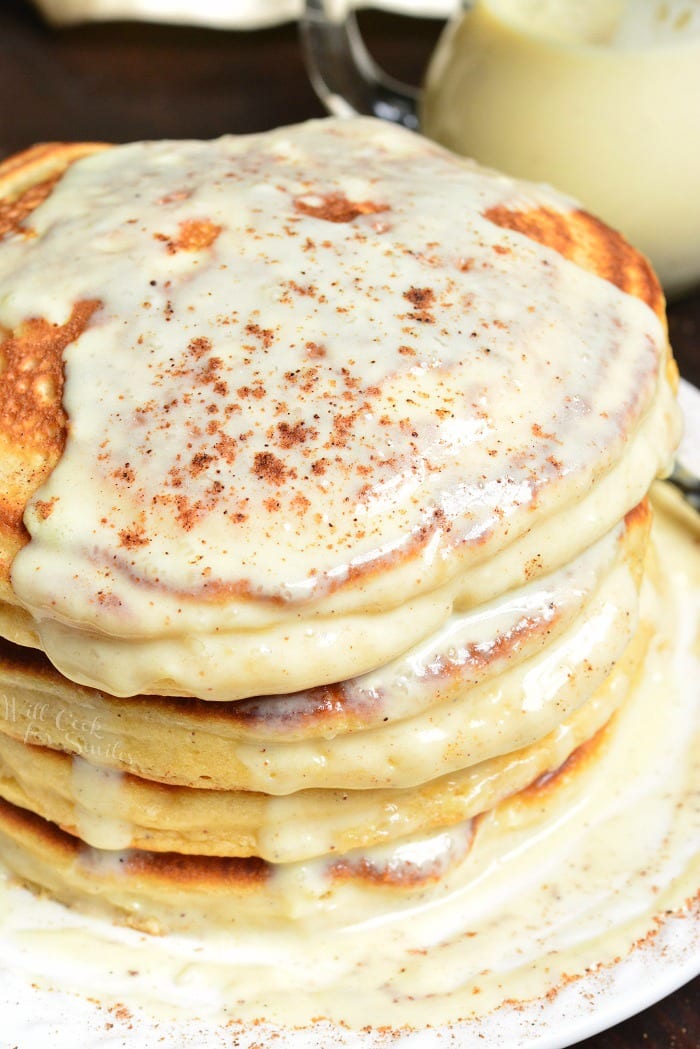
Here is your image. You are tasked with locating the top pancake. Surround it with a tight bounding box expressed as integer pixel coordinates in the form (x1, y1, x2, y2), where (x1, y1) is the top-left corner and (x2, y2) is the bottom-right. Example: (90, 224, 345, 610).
(0, 119, 680, 700)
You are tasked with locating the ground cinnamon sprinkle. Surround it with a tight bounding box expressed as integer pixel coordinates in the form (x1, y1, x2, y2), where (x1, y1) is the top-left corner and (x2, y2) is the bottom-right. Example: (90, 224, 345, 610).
(253, 451, 289, 485)
(189, 451, 214, 476)
(245, 322, 276, 348)
(33, 498, 58, 520)
(276, 421, 317, 448)
(187, 336, 212, 358)
(118, 526, 150, 549)
(404, 286, 436, 324)
(305, 341, 326, 358)
(215, 433, 238, 463)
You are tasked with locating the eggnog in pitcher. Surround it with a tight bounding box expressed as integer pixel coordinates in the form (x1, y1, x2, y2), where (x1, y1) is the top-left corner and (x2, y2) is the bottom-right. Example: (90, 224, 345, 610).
(421, 0, 700, 294)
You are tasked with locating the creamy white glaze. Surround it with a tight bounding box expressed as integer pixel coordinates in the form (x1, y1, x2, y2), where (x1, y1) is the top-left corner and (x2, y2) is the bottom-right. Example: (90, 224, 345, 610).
(2, 550, 639, 794)
(70, 758, 133, 851)
(0, 486, 697, 1041)
(0, 118, 679, 699)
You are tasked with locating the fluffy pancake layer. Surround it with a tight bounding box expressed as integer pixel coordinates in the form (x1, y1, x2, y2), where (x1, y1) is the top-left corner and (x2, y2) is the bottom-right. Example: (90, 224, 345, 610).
(0, 120, 680, 700)
(0, 621, 647, 862)
(0, 504, 648, 793)
(0, 705, 620, 931)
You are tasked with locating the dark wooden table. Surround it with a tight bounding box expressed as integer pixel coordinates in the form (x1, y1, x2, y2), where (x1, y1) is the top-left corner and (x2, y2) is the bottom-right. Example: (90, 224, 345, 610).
(0, 2, 697, 1046)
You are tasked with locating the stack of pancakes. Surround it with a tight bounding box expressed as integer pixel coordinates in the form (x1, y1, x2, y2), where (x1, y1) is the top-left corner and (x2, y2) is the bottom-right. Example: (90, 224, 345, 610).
(0, 119, 680, 932)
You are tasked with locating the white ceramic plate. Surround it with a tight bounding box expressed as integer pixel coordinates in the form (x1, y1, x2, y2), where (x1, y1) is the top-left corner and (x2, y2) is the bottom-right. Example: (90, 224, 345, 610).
(1, 901, 698, 1048)
(1, 384, 698, 1049)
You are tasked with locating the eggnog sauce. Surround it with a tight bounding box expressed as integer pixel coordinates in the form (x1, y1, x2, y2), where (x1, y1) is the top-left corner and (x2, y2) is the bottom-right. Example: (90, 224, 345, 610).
(0, 487, 697, 1036)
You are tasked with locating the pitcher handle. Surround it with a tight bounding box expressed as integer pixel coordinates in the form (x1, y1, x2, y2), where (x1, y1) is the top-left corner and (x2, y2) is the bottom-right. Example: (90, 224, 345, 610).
(300, 0, 420, 129)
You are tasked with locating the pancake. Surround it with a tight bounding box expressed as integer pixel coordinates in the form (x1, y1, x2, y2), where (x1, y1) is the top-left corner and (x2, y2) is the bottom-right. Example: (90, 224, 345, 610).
(0, 607, 648, 861)
(0, 119, 680, 701)
(0, 502, 648, 793)
(0, 500, 647, 745)
(0, 702, 618, 933)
